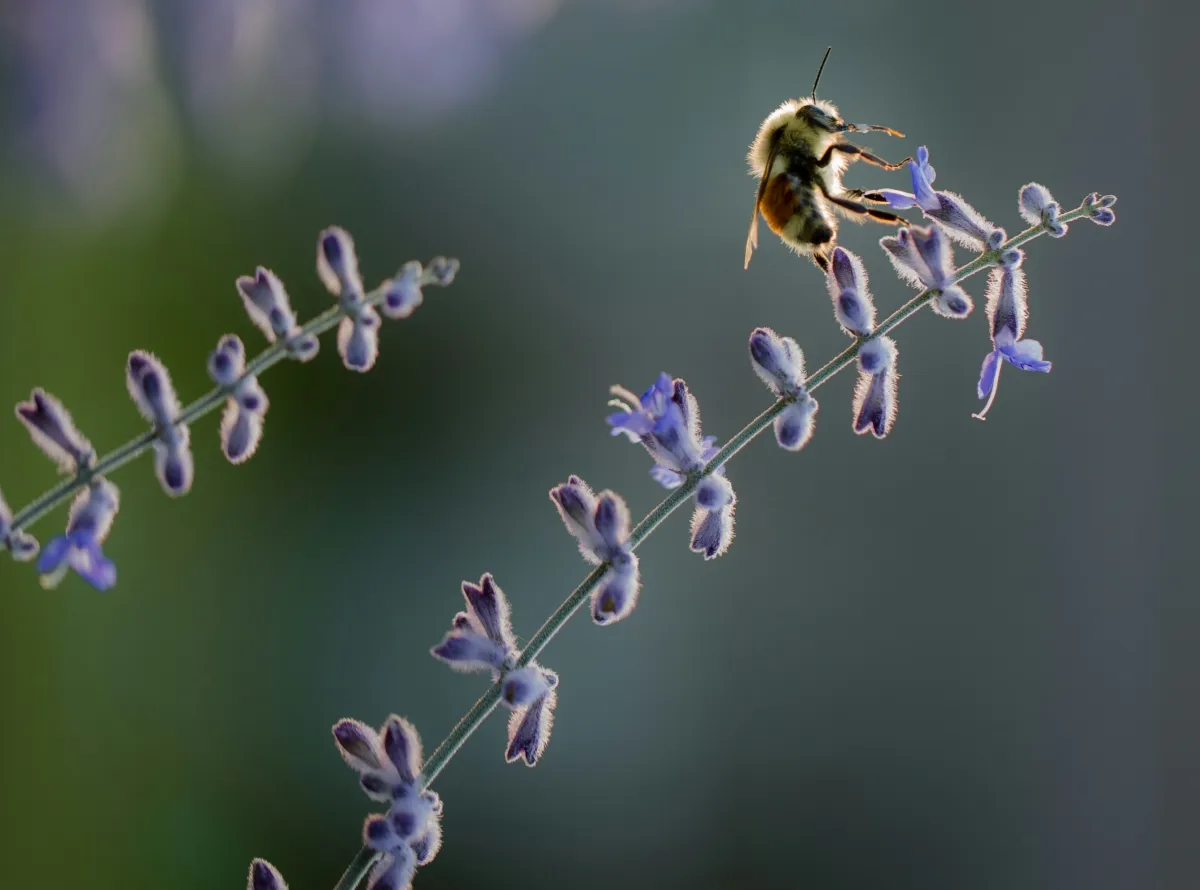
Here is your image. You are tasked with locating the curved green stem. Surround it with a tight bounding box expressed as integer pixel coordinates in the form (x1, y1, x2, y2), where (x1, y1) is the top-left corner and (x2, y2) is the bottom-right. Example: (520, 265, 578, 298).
(330, 203, 1099, 888)
(3, 269, 450, 546)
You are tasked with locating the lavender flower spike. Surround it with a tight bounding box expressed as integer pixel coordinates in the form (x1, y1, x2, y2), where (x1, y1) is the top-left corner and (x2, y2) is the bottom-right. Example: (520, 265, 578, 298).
(748, 327, 819, 452)
(431, 574, 518, 673)
(331, 715, 444, 888)
(15, 388, 95, 473)
(126, 352, 193, 496)
(0, 487, 38, 561)
(235, 267, 319, 361)
(208, 335, 269, 464)
(37, 478, 119, 590)
(318, 227, 382, 372)
(974, 262, 1052, 421)
(550, 476, 641, 624)
(877, 146, 1005, 249)
(505, 666, 559, 767)
(248, 859, 288, 890)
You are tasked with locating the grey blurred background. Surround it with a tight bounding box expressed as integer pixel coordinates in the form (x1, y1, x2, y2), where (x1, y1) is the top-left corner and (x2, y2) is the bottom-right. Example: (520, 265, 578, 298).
(0, 1, 1189, 888)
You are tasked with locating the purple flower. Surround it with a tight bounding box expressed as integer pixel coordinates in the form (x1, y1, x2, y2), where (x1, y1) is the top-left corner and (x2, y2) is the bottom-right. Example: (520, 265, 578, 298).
(608, 375, 739, 558)
(973, 262, 1052, 420)
(549, 476, 641, 624)
(1084, 192, 1118, 227)
(607, 374, 717, 488)
(877, 146, 1005, 249)
(824, 247, 876, 337)
(380, 257, 460, 320)
(15, 388, 94, 473)
(749, 327, 819, 453)
(431, 574, 518, 673)
(1018, 182, 1067, 237)
(880, 225, 973, 319)
(505, 668, 558, 767)
(208, 335, 269, 464)
(37, 478, 119, 590)
(852, 337, 899, 439)
(126, 352, 193, 496)
(0, 486, 38, 561)
(318, 227, 383, 372)
(332, 715, 444, 889)
(248, 859, 288, 890)
(235, 267, 319, 361)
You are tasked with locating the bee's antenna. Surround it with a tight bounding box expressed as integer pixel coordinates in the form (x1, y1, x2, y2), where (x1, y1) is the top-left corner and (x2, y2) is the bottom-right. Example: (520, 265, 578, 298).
(811, 46, 832, 100)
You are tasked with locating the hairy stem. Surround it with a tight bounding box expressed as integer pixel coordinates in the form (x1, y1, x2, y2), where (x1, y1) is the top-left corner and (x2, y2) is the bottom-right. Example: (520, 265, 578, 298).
(3, 270, 448, 545)
(334, 203, 1097, 887)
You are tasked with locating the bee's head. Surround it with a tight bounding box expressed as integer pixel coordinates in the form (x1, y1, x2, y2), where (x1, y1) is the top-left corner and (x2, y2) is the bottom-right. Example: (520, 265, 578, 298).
(794, 99, 844, 133)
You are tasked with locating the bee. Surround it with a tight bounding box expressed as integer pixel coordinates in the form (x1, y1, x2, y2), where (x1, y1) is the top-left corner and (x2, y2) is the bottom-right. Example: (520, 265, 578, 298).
(744, 47, 910, 271)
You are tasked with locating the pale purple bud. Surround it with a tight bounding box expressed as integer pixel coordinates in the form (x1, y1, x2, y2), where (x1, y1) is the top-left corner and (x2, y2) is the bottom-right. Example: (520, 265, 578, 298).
(381, 262, 424, 320)
(592, 558, 641, 625)
(459, 574, 516, 650)
(853, 365, 899, 440)
(380, 715, 422, 785)
(1089, 207, 1116, 226)
(930, 284, 973, 320)
(748, 327, 807, 395)
(426, 256, 460, 286)
(911, 225, 954, 288)
(549, 475, 600, 562)
(430, 630, 510, 673)
(220, 401, 265, 464)
(367, 849, 416, 890)
(15, 389, 94, 473)
(502, 665, 558, 709)
(235, 267, 318, 361)
(774, 395, 817, 452)
(126, 352, 193, 496)
(208, 335, 246, 387)
(690, 503, 734, 560)
(857, 337, 897, 375)
(696, 474, 735, 510)
(336, 307, 381, 372)
(317, 226, 364, 302)
(998, 248, 1023, 269)
(248, 859, 289, 890)
(925, 189, 1002, 249)
(506, 683, 558, 766)
(825, 247, 877, 336)
(1018, 183, 1055, 226)
(412, 817, 443, 866)
(593, 491, 631, 553)
(880, 227, 934, 290)
(985, 264, 1028, 348)
(363, 814, 397, 851)
(332, 719, 385, 773)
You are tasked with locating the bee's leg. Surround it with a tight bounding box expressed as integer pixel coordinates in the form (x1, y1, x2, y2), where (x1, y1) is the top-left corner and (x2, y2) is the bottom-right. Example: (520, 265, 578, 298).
(812, 249, 831, 272)
(819, 184, 909, 227)
(818, 143, 911, 170)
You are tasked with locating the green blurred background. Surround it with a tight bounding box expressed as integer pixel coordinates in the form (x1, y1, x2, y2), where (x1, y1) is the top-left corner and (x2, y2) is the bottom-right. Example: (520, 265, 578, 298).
(0, 1, 1189, 888)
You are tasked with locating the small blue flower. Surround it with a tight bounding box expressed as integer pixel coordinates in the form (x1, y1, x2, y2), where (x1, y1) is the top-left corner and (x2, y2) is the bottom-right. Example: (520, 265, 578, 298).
(748, 328, 820, 453)
(607, 374, 717, 488)
(0, 487, 38, 561)
(973, 263, 1052, 420)
(15, 388, 94, 474)
(431, 574, 518, 673)
(505, 669, 558, 767)
(852, 337, 899, 439)
(37, 478, 120, 590)
(235, 267, 319, 361)
(208, 335, 269, 464)
(248, 859, 288, 890)
(880, 225, 973, 319)
(824, 246, 876, 337)
(877, 146, 1004, 249)
(126, 351, 193, 496)
(1084, 193, 1117, 227)
(549, 477, 642, 624)
(332, 715, 444, 890)
(690, 474, 736, 559)
(317, 227, 383, 372)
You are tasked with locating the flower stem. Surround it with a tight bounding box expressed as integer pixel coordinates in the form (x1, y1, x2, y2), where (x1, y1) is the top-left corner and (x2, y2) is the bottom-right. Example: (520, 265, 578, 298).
(329, 202, 1099, 888)
(3, 270, 449, 547)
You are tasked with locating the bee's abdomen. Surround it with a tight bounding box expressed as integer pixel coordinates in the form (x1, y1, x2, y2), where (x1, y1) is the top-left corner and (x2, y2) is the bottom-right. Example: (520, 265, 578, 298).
(762, 176, 831, 244)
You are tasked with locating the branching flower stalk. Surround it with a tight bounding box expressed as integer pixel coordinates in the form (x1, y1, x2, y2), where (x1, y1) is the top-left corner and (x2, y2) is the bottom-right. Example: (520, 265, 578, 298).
(288, 173, 1114, 890)
(0, 228, 459, 588)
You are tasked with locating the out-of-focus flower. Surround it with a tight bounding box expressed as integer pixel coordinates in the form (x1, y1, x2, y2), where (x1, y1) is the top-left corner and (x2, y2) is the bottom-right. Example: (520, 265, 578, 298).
(208, 335, 269, 464)
(15, 389, 95, 474)
(37, 479, 120, 590)
(0, 487, 39, 561)
(126, 351, 193, 496)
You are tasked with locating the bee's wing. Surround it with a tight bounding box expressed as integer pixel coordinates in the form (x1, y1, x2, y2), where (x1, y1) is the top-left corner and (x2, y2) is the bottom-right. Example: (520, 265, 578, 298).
(745, 140, 782, 270)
